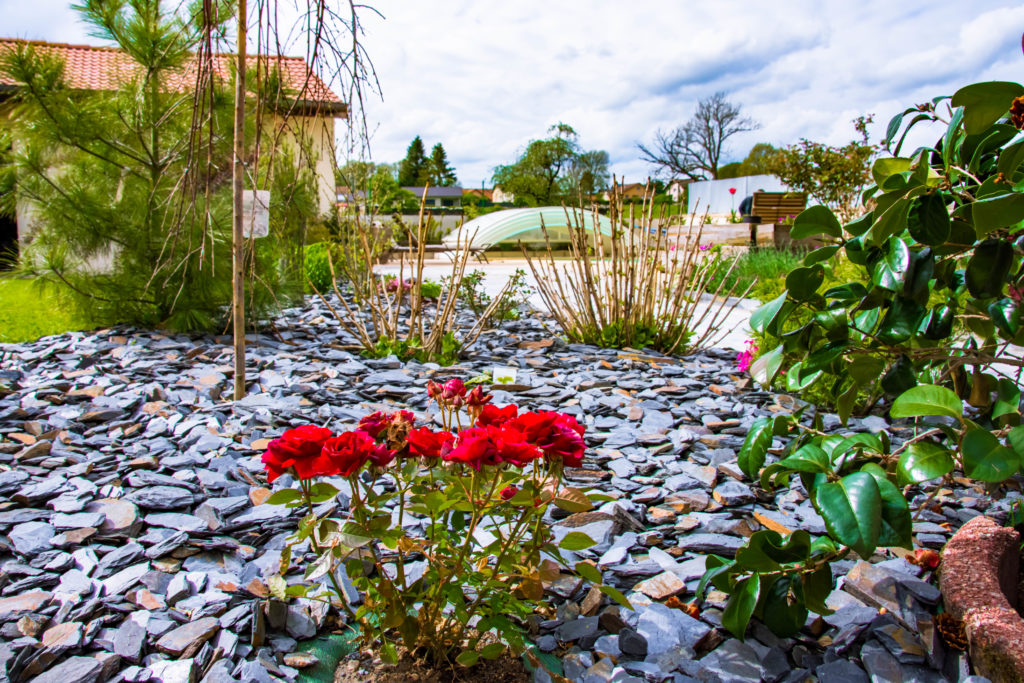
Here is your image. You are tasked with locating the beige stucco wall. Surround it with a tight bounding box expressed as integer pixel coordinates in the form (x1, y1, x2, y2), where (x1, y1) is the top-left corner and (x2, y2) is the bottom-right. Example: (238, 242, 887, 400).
(273, 113, 338, 215)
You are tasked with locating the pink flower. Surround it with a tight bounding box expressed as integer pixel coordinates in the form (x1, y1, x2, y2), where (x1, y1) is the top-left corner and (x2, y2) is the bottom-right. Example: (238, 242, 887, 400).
(737, 339, 759, 373)
(699, 244, 711, 251)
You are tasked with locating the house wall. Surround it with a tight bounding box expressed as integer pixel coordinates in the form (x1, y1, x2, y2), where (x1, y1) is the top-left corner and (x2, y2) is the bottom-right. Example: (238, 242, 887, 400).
(273, 113, 337, 215)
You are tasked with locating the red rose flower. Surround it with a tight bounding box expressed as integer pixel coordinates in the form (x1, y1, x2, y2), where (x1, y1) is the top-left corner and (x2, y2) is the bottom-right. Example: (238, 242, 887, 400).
(262, 425, 334, 482)
(358, 411, 390, 439)
(729, 187, 737, 195)
(465, 385, 493, 421)
(443, 378, 467, 400)
(515, 411, 586, 467)
(426, 380, 443, 400)
(321, 430, 385, 477)
(444, 425, 540, 470)
(477, 403, 518, 428)
(406, 427, 455, 460)
(500, 485, 519, 501)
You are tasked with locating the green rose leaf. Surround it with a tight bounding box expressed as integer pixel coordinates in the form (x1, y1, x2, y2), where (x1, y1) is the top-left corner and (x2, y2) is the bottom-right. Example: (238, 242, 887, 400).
(574, 561, 602, 584)
(801, 565, 835, 616)
(872, 157, 912, 186)
(264, 489, 302, 506)
(722, 575, 760, 640)
(897, 442, 954, 486)
(951, 81, 1024, 135)
(791, 205, 842, 239)
(972, 193, 1024, 236)
(890, 384, 963, 419)
(778, 444, 831, 474)
(813, 472, 882, 558)
(993, 378, 1022, 419)
(559, 531, 598, 551)
(598, 584, 633, 609)
(962, 427, 1020, 482)
(480, 643, 505, 660)
(455, 650, 479, 667)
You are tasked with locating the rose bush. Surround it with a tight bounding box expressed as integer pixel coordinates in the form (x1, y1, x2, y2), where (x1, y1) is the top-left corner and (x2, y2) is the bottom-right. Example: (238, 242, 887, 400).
(260, 379, 627, 668)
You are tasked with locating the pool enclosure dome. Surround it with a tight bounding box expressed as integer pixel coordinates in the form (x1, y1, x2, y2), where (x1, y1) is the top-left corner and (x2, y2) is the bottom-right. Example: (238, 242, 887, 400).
(442, 207, 615, 250)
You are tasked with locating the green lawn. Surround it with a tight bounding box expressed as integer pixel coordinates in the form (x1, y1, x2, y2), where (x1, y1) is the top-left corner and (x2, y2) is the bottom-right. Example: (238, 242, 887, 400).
(0, 277, 88, 343)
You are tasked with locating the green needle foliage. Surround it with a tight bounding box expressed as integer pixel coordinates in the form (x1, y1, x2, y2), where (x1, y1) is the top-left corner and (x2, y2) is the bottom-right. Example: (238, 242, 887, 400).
(0, 0, 312, 331)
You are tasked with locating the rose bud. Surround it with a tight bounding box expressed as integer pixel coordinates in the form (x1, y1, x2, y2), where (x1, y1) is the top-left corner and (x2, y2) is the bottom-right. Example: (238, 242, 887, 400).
(500, 485, 519, 501)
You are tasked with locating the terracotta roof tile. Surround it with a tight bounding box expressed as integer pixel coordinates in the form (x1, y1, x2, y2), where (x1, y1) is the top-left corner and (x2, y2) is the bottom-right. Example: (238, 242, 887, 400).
(0, 38, 343, 110)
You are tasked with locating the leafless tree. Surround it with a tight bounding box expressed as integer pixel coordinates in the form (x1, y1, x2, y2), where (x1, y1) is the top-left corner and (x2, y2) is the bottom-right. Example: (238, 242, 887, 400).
(638, 92, 760, 181)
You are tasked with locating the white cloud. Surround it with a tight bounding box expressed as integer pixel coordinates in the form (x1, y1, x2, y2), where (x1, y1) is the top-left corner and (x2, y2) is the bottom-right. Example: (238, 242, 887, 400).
(2, 0, 1022, 186)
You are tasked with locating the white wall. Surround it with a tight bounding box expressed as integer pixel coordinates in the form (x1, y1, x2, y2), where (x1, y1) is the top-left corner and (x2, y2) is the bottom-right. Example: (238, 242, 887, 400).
(687, 174, 788, 215)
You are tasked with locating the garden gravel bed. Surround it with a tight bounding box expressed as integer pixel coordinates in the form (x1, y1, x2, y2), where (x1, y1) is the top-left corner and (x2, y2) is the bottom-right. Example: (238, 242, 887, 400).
(0, 295, 1015, 683)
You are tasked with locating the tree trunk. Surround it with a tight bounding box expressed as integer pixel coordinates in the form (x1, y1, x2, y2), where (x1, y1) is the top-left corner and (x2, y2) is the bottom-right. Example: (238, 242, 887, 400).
(232, 0, 247, 401)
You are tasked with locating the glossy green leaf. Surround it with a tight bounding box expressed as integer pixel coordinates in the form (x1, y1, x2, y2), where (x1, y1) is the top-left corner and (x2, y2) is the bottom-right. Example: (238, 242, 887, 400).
(871, 239, 910, 291)
(824, 282, 868, 302)
(921, 304, 954, 340)
(264, 489, 302, 506)
(1008, 425, 1024, 459)
(813, 472, 882, 558)
(867, 198, 911, 246)
(456, 650, 479, 667)
(778, 444, 831, 474)
(760, 575, 808, 638)
(574, 561, 602, 584)
(598, 584, 632, 609)
(966, 238, 1013, 299)
(973, 193, 1024, 236)
(877, 296, 926, 345)
(860, 463, 913, 549)
(951, 81, 1024, 134)
(786, 362, 824, 392)
(802, 565, 835, 616)
(989, 298, 1020, 339)
(998, 139, 1024, 177)
(803, 245, 841, 265)
(844, 211, 874, 237)
(891, 384, 963, 419)
(995, 378, 1023, 419)
(837, 384, 858, 427)
(738, 417, 773, 479)
(480, 643, 505, 660)
(792, 205, 842, 239)
(750, 292, 789, 335)
(722, 576, 760, 640)
(881, 355, 917, 395)
(872, 157, 912, 186)
(848, 356, 885, 384)
(558, 531, 597, 551)
(897, 442, 954, 485)
(962, 427, 1020, 482)
(786, 266, 825, 302)
(749, 344, 784, 389)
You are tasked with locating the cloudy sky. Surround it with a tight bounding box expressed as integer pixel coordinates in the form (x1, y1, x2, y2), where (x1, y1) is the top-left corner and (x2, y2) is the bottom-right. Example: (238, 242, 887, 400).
(3, 0, 1023, 187)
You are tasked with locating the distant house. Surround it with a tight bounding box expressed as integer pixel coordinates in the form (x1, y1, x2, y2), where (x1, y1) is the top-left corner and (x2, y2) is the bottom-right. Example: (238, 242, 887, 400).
(0, 38, 346, 249)
(491, 185, 515, 204)
(401, 186, 463, 209)
(667, 179, 693, 203)
(463, 188, 493, 202)
(336, 186, 369, 207)
(601, 183, 648, 202)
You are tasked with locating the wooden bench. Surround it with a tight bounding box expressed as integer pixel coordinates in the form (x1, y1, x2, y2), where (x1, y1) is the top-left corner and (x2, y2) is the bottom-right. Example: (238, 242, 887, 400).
(744, 191, 808, 247)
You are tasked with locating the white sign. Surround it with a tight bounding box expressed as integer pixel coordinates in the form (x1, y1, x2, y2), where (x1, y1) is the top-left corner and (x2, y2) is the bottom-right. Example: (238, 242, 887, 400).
(242, 189, 270, 239)
(493, 367, 517, 385)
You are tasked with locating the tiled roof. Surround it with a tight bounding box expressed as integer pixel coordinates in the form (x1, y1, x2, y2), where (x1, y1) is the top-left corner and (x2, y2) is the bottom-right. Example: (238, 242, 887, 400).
(0, 38, 344, 113)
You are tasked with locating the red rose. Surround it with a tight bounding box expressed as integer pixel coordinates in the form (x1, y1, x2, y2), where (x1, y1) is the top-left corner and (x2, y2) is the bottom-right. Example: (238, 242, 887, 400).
(516, 411, 586, 467)
(321, 430, 385, 477)
(729, 187, 737, 195)
(443, 378, 467, 400)
(358, 411, 390, 439)
(262, 425, 334, 482)
(477, 403, 518, 428)
(500, 485, 519, 501)
(406, 427, 454, 460)
(443, 425, 540, 470)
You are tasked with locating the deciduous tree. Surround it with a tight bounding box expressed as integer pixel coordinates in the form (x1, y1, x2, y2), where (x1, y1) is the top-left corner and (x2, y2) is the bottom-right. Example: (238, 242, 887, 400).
(492, 123, 608, 205)
(638, 92, 760, 180)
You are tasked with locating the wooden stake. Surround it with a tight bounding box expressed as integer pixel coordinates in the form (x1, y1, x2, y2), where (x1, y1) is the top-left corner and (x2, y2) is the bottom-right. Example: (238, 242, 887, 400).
(232, 0, 247, 401)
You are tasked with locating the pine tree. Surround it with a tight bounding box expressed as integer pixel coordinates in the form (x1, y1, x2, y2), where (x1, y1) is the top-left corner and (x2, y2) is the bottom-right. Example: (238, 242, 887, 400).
(0, 0, 309, 331)
(428, 143, 458, 187)
(397, 135, 428, 186)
